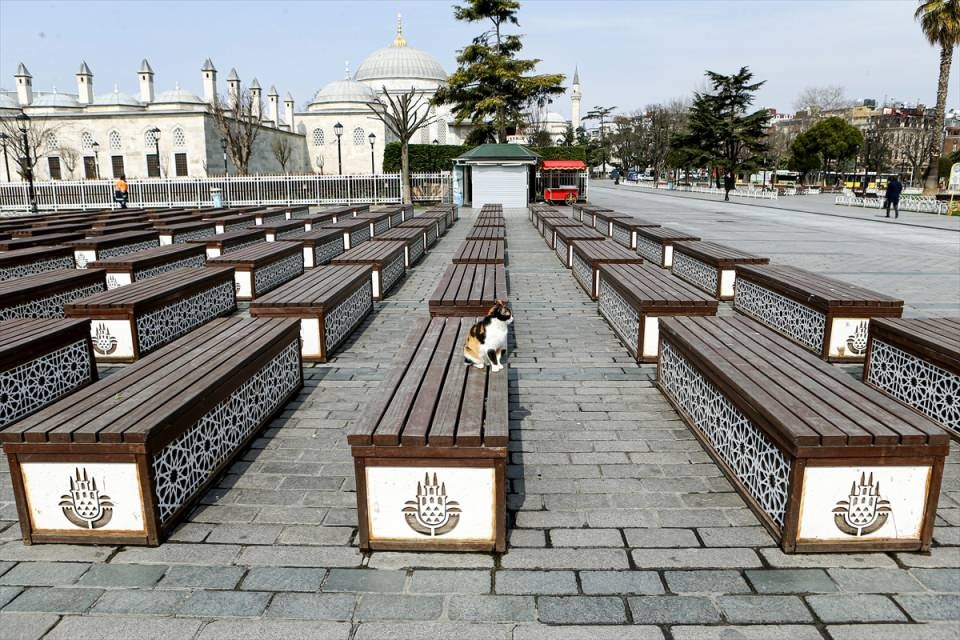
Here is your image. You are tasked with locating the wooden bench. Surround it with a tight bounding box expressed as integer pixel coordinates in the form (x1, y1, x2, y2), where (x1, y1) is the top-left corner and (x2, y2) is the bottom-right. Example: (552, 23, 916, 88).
(591, 210, 634, 235)
(734, 264, 904, 362)
(188, 229, 266, 258)
(292, 204, 365, 229)
(572, 203, 611, 224)
(635, 226, 700, 268)
(89, 244, 208, 289)
(0, 317, 302, 546)
(0, 269, 107, 320)
(610, 217, 660, 250)
(864, 317, 960, 439)
(67, 231, 161, 269)
(534, 210, 569, 237)
(657, 315, 948, 553)
(398, 217, 441, 249)
(465, 225, 505, 242)
(572, 239, 644, 300)
(252, 207, 290, 226)
(65, 267, 236, 362)
(553, 225, 606, 268)
(322, 217, 372, 249)
(11, 222, 92, 237)
(355, 210, 393, 237)
(429, 263, 508, 317)
(371, 205, 408, 227)
(474, 211, 505, 227)
(281, 229, 346, 267)
(597, 263, 718, 362)
(257, 219, 308, 242)
(371, 227, 427, 268)
(541, 217, 583, 248)
(86, 222, 154, 236)
(420, 210, 451, 234)
(348, 316, 508, 551)
(0, 319, 98, 430)
(453, 240, 505, 264)
(207, 241, 304, 301)
(203, 212, 261, 234)
(154, 220, 217, 245)
(250, 265, 373, 362)
(0, 246, 76, 282)
(331, 241, 406, 300)
(0, 233, 85, 252)
(672, 241, 770, 300)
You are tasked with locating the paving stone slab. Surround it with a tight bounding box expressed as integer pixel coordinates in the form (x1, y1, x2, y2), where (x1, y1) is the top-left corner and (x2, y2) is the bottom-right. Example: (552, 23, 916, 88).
(894, 594, 960, 621)
(112, 543, 240, 566)
(513, 624, 665, 639)
(178, 589, 271, 617)
(196, 619, 352, 640)
(671, 626, 824, 640)
(631, 548, 761, 569)
(827, 568, 926, 593)
(156, 565, 244, 590)
(910, 568, 960, 593)
(353, 621, 514, 640)
(354, 594, 444, 621)
(628, 595, 721, 624)
(324, 569, 407, 593)
(745, 568, 837, 594)
(759, 549, 897, 569)
(579, 570, 664, 595)
(0, 612, 61, 640)
(538, 595, 628, 624)
(368, 552, 494, 570)
(447, 594, 536, 622)
(2, 587, 103, 613)
(265, 592, 356, 621)
(77, 564, 168, 588)
(716, 595, 813, 623)
(499, 548, 629, 569)
(0, 585, 22, 608)
(665, 570, 751, 594)
(623, 528, 700, 548)
(91, 588, 185, 615)
(240, 567, 327, 592)
(495, 570, 578, 595)
(408, 570, 491, 594)
(0, 562, 90, 586)
(237, 545, 361, 567)
(825, 623, 960, 640)
(550, 528, 624, 547)
(0, 542, 112, 563)
(806, 593, 906, 622)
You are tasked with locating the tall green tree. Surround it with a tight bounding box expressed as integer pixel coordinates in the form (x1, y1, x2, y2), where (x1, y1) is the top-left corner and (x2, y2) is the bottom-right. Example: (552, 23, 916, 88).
(434, 0, 565, 143)
(583, 105, 617, 175)
(915, 0, 960, 194)
(789, 116, 863, 184)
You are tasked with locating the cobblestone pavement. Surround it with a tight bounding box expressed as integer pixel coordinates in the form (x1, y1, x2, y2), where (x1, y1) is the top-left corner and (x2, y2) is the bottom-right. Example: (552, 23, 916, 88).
(0, 203, 958, 639)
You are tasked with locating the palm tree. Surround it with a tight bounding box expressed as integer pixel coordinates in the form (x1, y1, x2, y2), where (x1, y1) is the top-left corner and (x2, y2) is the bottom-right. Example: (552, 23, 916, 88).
(915, 0, 960, 195)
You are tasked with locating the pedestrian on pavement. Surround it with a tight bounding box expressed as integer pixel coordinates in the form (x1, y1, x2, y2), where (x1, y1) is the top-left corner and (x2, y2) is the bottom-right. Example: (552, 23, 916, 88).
(723, 174, 734, 201)
(884, 175, 902, 219)
(114, 174, 128, 209)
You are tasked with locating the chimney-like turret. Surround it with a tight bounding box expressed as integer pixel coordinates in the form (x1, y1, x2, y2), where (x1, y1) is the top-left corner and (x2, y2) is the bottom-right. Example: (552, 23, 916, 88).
(76, 61, 94, 105)
(201, 58, 217, 104)
(250, 78, 262, 119)
(226, 68, 240, 108)
(268, 85, 279, 127)
(284, 92, 295, 131)
(15, 62, 33, 106)
(138, 59, 155, 103)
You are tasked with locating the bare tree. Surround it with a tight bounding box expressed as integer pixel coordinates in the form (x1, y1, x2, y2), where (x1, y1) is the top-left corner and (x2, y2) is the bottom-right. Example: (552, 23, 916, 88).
(0, 114, 59, 178)
(210, 88, 263, 176)
(901, 124, 936, 187)
(367, 86, 436, 204)
(60, 145, 79, 179)
(271, 136, 293, 173)
(793, 85, 852, 115)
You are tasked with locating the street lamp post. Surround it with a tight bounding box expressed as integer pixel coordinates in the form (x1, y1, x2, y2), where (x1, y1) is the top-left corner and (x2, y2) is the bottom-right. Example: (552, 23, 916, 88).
(220, 138, 228, 176)
(91, 141, 101, 179)
(368, 132, 376, 174)
(149, 127, 161, 177)
(16, 111, 38, 213)
(0, 133, 10, 182)
(334, 122, 344, 175)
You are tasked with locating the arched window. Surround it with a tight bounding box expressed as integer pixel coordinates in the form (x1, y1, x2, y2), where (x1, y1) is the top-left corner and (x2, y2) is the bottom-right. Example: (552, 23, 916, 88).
(437, 120, 448, 145)
(46, 132, 59, 150)
(80, 132, 94, 150)
(353, 127, 365, 146)
(109, 130, 122, 151)
(312, 128, 324, 146)
(172, 127, 186, 148)
(144, 128, 160, 147)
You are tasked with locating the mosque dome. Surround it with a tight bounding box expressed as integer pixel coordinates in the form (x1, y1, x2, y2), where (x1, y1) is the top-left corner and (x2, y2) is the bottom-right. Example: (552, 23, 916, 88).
(32, 91, 81, 108)
(354, 16, 447, 87)
(307, 78, 377, 110)
(95, 87, 142, 107)
(544, 111, 568, 124)
(155, 86, 204, 104)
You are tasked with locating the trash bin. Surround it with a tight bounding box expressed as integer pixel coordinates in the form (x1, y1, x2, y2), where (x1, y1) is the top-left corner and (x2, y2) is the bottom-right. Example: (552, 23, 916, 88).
(211, 187, 223, 208)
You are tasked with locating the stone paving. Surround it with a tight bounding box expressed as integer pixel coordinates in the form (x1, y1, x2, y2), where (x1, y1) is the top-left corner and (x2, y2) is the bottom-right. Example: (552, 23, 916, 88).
(0, 198, 958, 639)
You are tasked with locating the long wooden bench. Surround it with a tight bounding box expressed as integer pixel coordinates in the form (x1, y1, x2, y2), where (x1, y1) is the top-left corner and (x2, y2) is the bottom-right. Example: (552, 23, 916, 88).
(398, 217, 440, 249)
(541, 217, 583, 248)
(371, 204, 408, 227)
(534, 210, 569, 237)
(610, 216, 660, 250)
(465, 225, 504, 242)
(356, 210, 394, 237)
(657, 315, 948, 553)
(252, 206, 290, 226)
(453, 240, 505, 264)
(188, 229, 266, 258)
(0, 317, 302, 546)
(207, 241, 305, 300)
(0, 233, 85, 252)
(348, 316, 508, 551)
(0, 319, 98, 430)
(734, 263, 904, 362)
(89, 243, 208, 289)
(250, 265, 373, 362)
(864, 317, 960, 439)
(0, 269, 107, 320)
(572, 239, 644, 300)
(474, 211, 505, 227)
(331, 240, 406, 300)
(597, 263, 718, 362)
(635, 226, 700, 268)
(420, 210, 451, 234)
(281, 229, 346, 267)
(204, 212, 261, 234)
(65, 267, 236, 362)
(257, 219, 308, 242)
(322, 217, 372, 249)
(86, 222, 154, 236)
(591, 209, 634, 235)
(429, 263, 508, 317)
(0, 246, 76, 281)
(11, 222, 93, 237)
(554, 225, 606, 268)
(371, 227, 426, 268)
(154, 220, 217, 245)
(572, 203, 611, 224)
(672, 240, 769, 300)
(68, 231, 161, 269)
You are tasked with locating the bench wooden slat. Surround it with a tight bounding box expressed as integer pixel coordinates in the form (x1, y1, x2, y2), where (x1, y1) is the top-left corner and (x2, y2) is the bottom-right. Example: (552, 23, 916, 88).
(429, 320, 472, 446)
(457, 366, 486, 446)
(402, 319, 462, 446)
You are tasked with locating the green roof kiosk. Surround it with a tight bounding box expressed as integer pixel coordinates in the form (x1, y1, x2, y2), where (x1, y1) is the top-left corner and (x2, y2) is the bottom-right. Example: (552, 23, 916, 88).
(454, 144, 540, 209)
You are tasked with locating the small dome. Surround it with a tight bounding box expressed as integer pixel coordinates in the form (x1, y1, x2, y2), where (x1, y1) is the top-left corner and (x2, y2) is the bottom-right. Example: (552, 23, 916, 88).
(308, 79, 377, 109)
(155, 86, 204, 104)
(355, 45, 446, 85)
(544, 111, 568, 124)
(95, 89, 142, 107)
(32, 91, 81, 108)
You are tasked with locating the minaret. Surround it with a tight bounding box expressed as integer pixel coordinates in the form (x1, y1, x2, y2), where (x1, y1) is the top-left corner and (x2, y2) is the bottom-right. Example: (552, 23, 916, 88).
(250, 78, 262, 119)
(393, 13, 406, 47)
(138, 59, 155, 103)
(571, 66, 582, 132)
(15, 62, 33, 106)
(226, 68, 240, 108)
(76, 61, 94, 105)
(268, 85, 280, 126)
(201, 58, 217, 104)
(284, 92, 295, 131)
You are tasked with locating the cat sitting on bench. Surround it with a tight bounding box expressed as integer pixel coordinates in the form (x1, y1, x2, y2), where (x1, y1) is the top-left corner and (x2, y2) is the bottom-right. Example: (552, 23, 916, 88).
(464, 300, 513, 372)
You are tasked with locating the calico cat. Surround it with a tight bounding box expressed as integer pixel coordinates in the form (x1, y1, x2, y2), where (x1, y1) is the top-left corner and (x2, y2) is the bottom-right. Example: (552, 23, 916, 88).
(463, 300, 513, 372)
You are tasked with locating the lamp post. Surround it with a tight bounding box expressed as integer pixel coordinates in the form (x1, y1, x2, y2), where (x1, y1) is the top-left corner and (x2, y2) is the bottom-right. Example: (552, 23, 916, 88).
(0, 132, 10, 182)
(220, 137, 228, 176)
(368, 132, 376, 174)
(334, 122, 344, 175)
(16, 111, 38, 213)
(149, 127, 161, 177)
(91, 141, 100, 179)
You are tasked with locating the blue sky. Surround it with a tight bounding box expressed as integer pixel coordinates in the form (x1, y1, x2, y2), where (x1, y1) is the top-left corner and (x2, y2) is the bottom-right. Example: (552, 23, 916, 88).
(1, 0, 957, 117)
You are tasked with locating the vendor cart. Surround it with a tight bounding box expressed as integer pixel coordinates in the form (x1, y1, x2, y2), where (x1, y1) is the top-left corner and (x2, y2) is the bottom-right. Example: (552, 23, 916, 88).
(541, 159, 586, 205)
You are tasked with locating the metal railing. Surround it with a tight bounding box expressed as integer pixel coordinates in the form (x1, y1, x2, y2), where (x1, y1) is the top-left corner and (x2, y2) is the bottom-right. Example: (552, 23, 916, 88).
(625, 181, 779, 200)
(534, 171, 590, 202)
(0, 173, 452, 212)
(834, 195, 948, 215)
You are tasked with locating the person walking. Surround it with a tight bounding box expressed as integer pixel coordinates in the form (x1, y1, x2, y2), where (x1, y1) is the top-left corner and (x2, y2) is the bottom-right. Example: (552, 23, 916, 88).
(723, 174, 734, 201)
(114, 174, 128, 209)
(884, 175, 902, 219)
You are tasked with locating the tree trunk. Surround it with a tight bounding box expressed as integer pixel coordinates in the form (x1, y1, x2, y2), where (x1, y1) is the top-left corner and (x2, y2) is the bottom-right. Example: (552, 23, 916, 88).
(924, 44, 953, 195)
(401, 140, 412, 205)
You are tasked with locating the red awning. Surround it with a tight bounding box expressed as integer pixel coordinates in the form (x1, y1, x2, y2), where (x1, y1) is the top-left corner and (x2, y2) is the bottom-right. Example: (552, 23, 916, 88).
(542, 160, 586, 170)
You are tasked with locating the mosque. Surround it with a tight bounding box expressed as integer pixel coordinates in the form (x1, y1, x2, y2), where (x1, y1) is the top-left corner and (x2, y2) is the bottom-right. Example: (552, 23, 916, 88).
(0, 16, 582, 181)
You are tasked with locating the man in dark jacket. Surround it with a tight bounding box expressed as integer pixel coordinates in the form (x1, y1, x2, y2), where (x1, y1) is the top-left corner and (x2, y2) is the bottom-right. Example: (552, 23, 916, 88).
(884, 176, 903, 218)
(723, 174, 734, 201)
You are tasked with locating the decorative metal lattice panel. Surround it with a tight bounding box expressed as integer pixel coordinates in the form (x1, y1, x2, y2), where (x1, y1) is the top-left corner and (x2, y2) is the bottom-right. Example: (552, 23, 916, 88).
(151, 339, 301, 524)
(262, 213, 287, 225)
(867, 338, 960, 435)
(173, 228, 215, 244)
(224, 220, 251, 232)
(313, 238, 345, 265)
(133, 255, 207, 282)
(572, 252, 593, 294)
(380, 254, 405, 294)
(659, 340, 792, 528)
(636, 236, 663, 265)
(673, 251, 718, 296)
(224, 238, 264, 255)
(374, 219, 390, 235)
(734, 279, 826, 353)
(351, 227, 371, 246)
(0, 282, 106, 320)
(135, 280, 235, 354)
(598, 278, 640, 356)
(278, 227, 304, 240)
(555, 238, 568, 264)
(324, 280, 373, 352)
(408, 237, 425, 263)
(426, 226, 438, 246)
(254, 253, 303, 296)
(612, 224, 632, 248)
(0, 339, 93, 429)
(99, 239, 161, 261)
(0, 256, 76, 282)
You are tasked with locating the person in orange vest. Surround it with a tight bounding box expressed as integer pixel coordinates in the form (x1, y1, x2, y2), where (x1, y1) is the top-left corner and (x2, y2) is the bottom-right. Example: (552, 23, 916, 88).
(114, 174, 128, 209)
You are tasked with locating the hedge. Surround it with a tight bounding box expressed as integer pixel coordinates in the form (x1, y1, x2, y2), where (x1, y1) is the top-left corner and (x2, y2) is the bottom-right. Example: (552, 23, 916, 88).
(383, 142, 590, 172)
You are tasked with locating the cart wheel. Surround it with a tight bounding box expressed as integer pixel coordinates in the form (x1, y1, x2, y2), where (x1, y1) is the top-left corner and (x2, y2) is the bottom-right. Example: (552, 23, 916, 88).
(565, 193, 577, 206)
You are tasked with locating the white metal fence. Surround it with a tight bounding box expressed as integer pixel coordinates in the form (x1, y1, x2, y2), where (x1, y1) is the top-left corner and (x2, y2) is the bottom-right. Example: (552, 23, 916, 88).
(0, 173, 451, 212)
(625, 181, 780, 200)
(834, 195, 949, 215)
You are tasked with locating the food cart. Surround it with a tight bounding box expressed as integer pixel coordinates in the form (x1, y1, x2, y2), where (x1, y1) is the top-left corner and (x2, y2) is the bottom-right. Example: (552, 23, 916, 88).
(541, 160, 585, 205)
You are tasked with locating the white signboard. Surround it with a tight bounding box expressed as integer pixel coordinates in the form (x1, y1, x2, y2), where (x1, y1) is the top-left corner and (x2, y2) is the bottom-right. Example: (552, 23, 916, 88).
(829, 318, 871, 359)
(950, 162, 960, 189)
